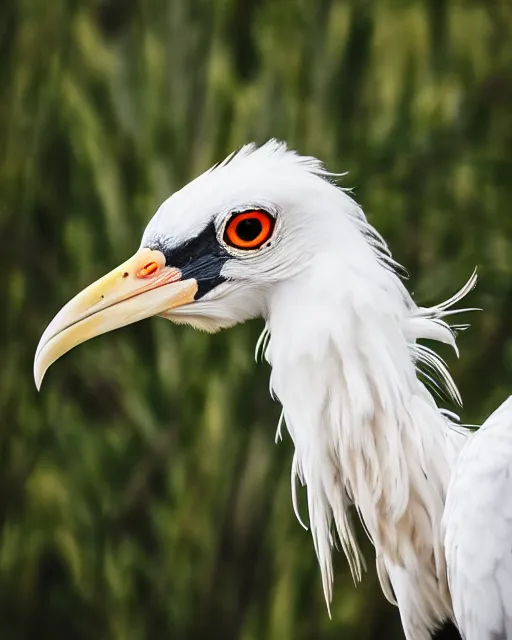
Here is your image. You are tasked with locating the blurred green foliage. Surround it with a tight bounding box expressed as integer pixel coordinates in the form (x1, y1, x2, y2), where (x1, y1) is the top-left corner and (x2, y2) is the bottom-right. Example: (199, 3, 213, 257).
(1, 0, 511, 638)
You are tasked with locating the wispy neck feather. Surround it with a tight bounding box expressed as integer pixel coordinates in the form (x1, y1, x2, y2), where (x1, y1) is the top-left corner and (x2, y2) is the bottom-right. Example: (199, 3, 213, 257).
(263, 193, 476, 640)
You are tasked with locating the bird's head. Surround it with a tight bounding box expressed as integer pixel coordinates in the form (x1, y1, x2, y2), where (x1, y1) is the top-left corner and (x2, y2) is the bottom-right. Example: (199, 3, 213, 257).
(34, 140, 381, 389)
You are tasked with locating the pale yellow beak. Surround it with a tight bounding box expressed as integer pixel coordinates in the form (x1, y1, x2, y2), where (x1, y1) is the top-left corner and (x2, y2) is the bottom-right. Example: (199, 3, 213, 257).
(34, 248, 198, 390)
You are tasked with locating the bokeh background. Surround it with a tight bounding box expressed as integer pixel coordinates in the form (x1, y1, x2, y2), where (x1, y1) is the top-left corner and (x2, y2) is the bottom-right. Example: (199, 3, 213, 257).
(1, 0, 512, 638)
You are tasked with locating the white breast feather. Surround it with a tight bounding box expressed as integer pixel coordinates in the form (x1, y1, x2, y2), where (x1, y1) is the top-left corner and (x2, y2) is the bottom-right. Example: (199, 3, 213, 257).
(266, 267, 478, 638)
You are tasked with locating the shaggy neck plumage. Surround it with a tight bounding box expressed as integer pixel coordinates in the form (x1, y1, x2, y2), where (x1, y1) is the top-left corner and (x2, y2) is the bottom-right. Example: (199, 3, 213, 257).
(263, 198, 473, 640)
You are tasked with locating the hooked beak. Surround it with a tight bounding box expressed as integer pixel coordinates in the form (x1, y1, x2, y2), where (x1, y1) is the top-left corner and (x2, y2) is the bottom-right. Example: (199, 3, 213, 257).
(34, 248, 198, 390)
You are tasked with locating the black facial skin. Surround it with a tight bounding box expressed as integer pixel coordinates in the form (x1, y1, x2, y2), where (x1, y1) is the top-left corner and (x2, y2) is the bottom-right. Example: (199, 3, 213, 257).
(144, 220, 230, 299)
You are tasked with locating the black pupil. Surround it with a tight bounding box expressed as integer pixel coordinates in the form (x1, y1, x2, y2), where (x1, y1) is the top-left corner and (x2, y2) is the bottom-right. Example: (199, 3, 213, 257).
(236, 217, 262, 241)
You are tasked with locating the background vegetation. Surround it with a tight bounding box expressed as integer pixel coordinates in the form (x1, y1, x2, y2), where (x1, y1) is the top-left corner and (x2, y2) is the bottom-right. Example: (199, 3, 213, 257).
(1, 0, 511, 638)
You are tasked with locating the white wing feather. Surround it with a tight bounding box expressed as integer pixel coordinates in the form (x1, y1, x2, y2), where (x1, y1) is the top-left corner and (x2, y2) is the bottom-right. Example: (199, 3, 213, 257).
(444, 396, 512, 640)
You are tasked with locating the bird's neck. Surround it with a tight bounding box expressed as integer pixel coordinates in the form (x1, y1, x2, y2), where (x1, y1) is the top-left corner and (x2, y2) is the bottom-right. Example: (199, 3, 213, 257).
(265, 253, 467, 634)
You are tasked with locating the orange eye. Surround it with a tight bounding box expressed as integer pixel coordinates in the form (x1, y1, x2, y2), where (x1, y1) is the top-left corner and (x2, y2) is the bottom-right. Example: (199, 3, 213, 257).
(224, 210, 275, 250)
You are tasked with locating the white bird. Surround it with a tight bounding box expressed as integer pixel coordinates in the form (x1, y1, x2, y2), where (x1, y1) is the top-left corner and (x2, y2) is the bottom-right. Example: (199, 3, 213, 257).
(33, 140, 511, 640)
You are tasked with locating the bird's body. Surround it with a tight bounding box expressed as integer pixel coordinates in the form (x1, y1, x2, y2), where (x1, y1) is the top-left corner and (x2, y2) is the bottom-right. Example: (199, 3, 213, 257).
(34, 141, 512, 640)
(444, 397, 512, 640)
